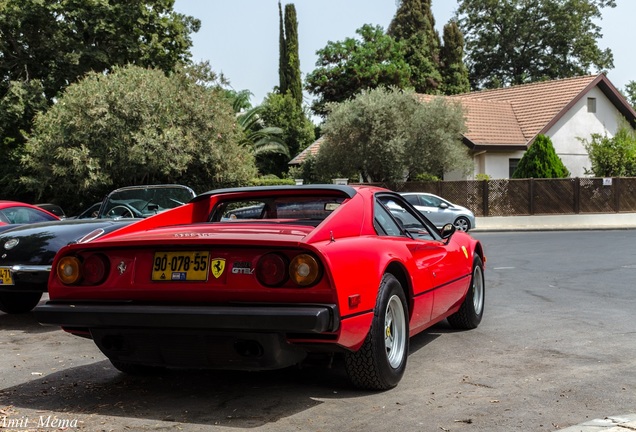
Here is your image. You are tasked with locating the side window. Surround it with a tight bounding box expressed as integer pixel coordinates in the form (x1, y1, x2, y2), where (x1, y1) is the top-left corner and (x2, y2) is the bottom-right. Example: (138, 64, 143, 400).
(375, 195, 437, 240)
(374, 200, 403, 236)
(403, 195, 419, 206)
(424, 195, 442, 207)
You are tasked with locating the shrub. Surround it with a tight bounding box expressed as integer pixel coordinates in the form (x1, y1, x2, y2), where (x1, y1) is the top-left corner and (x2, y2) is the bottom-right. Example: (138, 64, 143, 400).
(512, 134, 569, 178)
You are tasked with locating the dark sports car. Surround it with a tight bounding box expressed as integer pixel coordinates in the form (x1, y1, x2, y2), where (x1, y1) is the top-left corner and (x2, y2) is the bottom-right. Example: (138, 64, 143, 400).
(0, 185, 195, 313)
(35, 185, 485, 390)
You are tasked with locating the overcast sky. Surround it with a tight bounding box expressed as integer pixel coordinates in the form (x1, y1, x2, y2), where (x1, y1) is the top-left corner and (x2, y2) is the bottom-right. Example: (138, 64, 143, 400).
(173, 0, 635, 106)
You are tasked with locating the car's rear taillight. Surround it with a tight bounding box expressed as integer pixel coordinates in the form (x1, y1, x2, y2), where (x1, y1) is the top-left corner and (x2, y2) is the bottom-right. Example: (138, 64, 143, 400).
(82, 254, 109, 285)
(289, 254, 321, 286)
(256, 253, 289, 287)
(255, 252, 322, 288)
(56, 254, 109, 286)
(57, 256, 81, 285)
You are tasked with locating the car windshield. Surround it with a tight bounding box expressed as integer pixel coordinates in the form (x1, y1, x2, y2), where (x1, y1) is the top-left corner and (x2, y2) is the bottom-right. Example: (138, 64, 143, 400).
(99, 186, 195, 219)
(210, 196, 346, 226)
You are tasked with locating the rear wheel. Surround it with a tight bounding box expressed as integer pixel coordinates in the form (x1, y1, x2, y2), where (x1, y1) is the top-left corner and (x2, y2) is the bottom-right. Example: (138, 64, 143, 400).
(0, 292, 43, 314)
(448, 256, 484, 329)
(345, 274, 409, 390)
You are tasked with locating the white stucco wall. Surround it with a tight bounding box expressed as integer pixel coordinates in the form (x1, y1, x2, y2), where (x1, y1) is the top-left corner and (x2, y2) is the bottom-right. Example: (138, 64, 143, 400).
(547, 86, 623, 177)
(481, 151, 526, 179)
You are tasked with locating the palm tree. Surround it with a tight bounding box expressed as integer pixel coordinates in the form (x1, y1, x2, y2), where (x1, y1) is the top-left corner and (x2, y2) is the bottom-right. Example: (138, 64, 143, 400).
(223, 89, 290, 158)
(237, 105, 289, 158)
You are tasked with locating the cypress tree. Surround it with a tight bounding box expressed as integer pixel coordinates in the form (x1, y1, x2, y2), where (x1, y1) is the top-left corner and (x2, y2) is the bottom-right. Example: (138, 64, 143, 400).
(387, 0, 441, 93)
(278, 3, 302, 108)
(278, 2, 288, 96)
(440, 20, 470, 95)
(512, 135, 570, 178)
(284, 4, 302, 107)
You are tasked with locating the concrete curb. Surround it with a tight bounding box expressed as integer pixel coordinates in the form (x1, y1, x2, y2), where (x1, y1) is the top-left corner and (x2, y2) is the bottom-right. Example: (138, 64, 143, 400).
(557, 414, 636, 431)
(472, 213, 636, 232)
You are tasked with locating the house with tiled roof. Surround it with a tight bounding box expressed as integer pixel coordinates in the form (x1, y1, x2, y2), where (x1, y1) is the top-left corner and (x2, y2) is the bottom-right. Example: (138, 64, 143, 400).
(291, 74, 636, 179)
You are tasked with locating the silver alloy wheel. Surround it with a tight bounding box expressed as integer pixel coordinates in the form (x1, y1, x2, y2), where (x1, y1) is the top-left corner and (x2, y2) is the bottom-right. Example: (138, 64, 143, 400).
(454, 217, 470, 232)
(472, 264, 485, 315)
(385, 294, 407, 368)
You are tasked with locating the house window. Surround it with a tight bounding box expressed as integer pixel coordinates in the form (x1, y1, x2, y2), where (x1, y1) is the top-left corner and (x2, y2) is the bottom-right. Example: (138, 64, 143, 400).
(509, 158, 520, 178)
(587, 97, 596, 113)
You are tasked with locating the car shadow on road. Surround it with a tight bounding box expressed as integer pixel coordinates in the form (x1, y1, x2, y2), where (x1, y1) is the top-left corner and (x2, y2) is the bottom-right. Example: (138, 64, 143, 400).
(0, 356, 362, 428)
(0, 324, 455, 429)
(408, 320, 454, 354)
(0, 311, 58, 334)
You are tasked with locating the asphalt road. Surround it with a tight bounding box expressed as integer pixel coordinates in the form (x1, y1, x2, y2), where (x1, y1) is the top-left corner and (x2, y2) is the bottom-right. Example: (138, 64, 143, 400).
(1, 230, 635, 431)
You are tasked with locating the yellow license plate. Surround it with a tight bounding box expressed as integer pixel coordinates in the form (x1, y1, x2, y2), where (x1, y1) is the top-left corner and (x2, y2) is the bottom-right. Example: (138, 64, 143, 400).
(0, 268, 14, 285)
(151, 251, 209, 281)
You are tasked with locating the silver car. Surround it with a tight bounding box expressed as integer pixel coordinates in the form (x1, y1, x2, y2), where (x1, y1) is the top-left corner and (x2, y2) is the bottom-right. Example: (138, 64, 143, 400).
(400, 192, 475, 232)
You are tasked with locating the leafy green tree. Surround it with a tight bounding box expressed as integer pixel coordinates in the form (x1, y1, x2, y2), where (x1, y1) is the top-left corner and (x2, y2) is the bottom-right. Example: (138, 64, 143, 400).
(21, 65, 256, 212)
(388, 0, 442, 93)
(512, 134, 570, 178)
(457, 0, 616, 89)
(259, 92, 315, 177)
(0, 0, 200, 101)
(0, 79, 48, 200)
(624, 81, 636, 109)
(580, 125, 636, 177)
(278, 2, 302, 107)
(0, 0, 200, 199)
(316, 87, 470, 183)
(305, 25, 411, 116)
(440, 20, 470, 95)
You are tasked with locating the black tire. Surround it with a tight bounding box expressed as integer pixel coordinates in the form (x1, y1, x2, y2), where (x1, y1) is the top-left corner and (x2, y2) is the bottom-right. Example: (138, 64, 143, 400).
(448, 255, 485, 329)
(454, 216, 471, 232)
(345, 273, 409, 390)
(0, 292, 43, 314)
(110, 360, 166, 376)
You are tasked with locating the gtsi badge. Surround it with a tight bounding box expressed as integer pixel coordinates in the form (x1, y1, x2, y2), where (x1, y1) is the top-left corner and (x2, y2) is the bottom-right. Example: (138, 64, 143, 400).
(211, 258, 225, 278)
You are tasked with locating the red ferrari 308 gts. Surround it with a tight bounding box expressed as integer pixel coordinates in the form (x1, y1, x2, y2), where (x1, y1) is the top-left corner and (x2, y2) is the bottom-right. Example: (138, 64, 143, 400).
(35, 185, 485, 390)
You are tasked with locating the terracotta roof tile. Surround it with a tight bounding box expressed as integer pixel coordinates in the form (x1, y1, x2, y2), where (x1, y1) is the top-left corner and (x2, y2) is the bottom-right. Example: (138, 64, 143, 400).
(289, 135, 325, 164)
(462, 99, 526, 145)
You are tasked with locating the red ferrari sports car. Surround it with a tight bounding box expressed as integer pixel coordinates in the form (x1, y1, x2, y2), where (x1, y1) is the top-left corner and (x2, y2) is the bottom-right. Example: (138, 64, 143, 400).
(35, 185, 485, 390)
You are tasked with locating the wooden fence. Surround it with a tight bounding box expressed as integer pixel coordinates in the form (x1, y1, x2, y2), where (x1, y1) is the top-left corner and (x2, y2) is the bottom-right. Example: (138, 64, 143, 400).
(364, 178, 636, 217)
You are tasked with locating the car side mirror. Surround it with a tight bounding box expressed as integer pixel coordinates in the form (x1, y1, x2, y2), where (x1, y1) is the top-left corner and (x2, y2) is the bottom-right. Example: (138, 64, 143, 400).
(440, 223, 455, 243)
(439, 203, 449, 209)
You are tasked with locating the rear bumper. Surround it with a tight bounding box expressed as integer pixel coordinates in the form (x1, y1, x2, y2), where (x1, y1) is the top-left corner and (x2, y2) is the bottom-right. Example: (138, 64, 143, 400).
(34, 302, 340, 333)
(34, 302, 341, 371)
